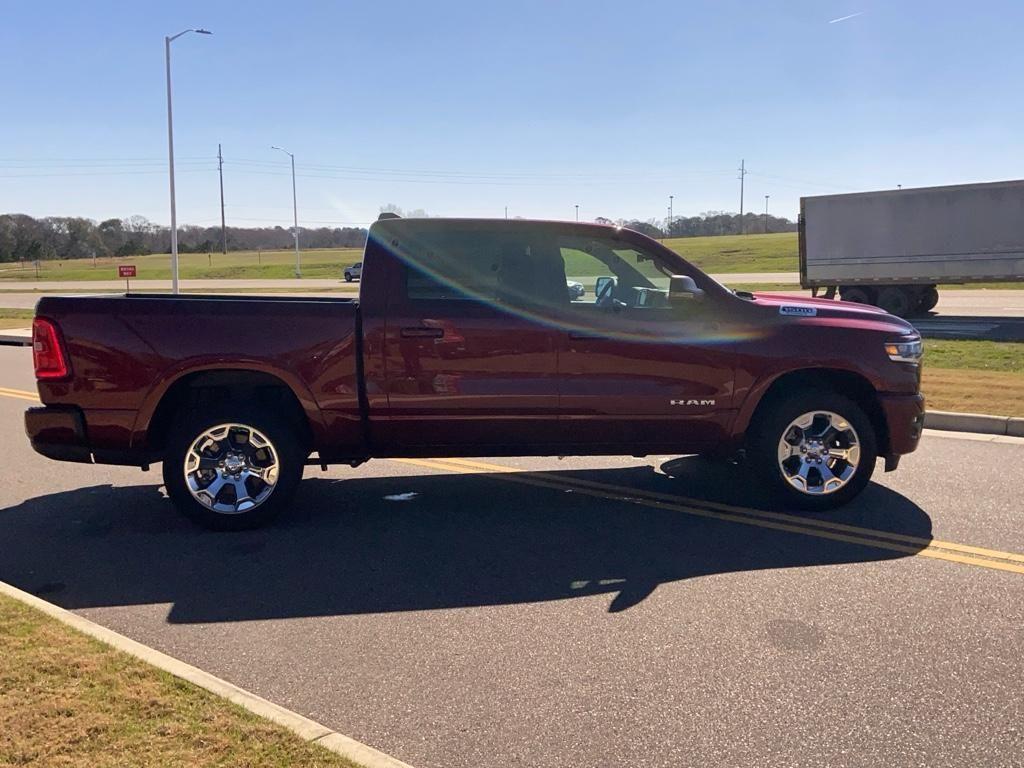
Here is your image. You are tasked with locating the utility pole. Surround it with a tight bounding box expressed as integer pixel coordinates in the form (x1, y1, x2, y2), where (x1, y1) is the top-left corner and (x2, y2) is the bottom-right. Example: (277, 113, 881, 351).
(668, 194, 674, 236)
(764, 195, 770, 234)
(271, 145, 301, 277)
(217, 143, 227, 254)
(738, 159, 747, 234)
(504, 206, 508, 219)
(165, 28, 212, 294)
(575, 204, 579, 222)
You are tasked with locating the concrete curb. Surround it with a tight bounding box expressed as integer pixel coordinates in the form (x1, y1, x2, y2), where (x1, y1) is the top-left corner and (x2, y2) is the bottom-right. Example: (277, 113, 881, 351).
(0, 579, 415, 768)
(0, 328, 31, 346)
(924, 410, 1024, 438)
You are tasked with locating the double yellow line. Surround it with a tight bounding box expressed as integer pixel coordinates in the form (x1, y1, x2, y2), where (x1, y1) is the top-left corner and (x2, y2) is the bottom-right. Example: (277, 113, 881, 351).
(0, 386, 39, 403)
(397, 457, 1024, 576)
(1, 385, 1021, 576)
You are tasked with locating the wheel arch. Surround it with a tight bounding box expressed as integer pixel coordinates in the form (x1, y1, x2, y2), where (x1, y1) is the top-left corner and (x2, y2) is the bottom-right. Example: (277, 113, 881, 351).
(135, 366, 322, 456)
(735, 367, 890, 456)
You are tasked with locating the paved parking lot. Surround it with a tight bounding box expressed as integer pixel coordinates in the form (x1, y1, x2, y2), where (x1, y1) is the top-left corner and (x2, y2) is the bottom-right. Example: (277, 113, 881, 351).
(1, 343, 1022, 768)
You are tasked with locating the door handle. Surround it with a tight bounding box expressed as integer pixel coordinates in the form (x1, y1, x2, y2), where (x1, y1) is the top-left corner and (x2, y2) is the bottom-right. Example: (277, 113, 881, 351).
(401, 326, 445, 339)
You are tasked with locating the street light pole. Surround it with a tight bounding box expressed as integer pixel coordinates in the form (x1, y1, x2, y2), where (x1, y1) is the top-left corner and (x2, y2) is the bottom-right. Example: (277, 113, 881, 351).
(575, 204, 579, 222)
(668, 194, 674, 236)
(165, 28, 211, 294)
(271, 146, 301, 277)
(764, 195, 770, 234)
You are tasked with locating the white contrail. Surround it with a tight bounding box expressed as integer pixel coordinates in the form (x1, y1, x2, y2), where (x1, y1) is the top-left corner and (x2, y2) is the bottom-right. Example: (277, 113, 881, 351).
(829, 11, 863, 23)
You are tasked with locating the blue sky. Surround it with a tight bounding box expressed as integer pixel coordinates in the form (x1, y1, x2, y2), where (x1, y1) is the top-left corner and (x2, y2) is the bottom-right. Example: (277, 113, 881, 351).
(2, 0, 1022, 229)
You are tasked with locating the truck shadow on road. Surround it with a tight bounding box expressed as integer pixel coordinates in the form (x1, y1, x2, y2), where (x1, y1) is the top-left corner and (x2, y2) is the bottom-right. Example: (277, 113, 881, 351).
(0, 458, 932, 621)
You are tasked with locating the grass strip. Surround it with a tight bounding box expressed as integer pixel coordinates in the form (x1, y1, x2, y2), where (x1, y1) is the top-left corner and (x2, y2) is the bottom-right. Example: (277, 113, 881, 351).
(0, 592, 362, 768)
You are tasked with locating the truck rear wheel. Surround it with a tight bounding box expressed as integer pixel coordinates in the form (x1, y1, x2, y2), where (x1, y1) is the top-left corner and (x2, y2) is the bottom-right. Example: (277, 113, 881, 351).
(163, 408, 305, 530)
(749, 390, 877, 511)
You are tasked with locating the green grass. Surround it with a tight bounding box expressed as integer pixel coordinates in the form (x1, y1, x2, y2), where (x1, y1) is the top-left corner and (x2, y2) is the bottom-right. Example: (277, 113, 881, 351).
(0, 592, 362, 767)
(0, 248, 363, 282)
(0, 233, 798, 281)
(0, 308, 34, 329)
(3, 233, 1024, 286)
(664, 232, 799, 273)
(922, 340, 1024, 415)
(924, 339, 1024, 373)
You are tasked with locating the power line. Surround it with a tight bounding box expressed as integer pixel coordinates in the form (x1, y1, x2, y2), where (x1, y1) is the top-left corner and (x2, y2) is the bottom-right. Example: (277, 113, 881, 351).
(738, 159, 747, 234)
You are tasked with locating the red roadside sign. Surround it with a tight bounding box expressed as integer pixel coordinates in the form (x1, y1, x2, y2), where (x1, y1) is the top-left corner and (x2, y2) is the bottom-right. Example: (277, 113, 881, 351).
(118, 265, 137, 278)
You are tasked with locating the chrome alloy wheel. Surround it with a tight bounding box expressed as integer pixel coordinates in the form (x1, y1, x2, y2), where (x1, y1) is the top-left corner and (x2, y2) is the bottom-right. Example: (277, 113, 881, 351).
(777, 411, 861, 495)
(183, 423, 280, 515)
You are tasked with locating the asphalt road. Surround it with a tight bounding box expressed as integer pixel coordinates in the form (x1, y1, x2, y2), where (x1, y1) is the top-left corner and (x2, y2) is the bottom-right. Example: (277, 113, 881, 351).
(1, 343, 1022, 768)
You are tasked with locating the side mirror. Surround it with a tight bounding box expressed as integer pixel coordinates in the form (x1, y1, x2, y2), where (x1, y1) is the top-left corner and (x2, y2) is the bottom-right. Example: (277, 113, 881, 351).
(668, 274, 705, 302)
(594, 275, 617, 304)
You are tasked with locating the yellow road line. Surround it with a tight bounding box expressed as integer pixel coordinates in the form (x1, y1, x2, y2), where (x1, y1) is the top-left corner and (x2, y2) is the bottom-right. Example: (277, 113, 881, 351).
(2, 382, 1019, 575)
(439, 457, 1024, 565)
(0, 386, 40, 403)
(395, 457, 1024, 576)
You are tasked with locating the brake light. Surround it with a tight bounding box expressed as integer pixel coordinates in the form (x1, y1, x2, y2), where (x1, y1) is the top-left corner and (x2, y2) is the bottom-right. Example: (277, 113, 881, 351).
(33, 317, 70, 380)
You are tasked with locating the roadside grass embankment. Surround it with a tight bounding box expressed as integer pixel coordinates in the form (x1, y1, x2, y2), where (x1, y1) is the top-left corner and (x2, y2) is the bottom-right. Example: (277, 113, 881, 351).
(922, 339, 1024, 415)
(1, 231, 1023, 289)
(0, 592, 362, 768)
(0, 247, 364, 282)
(0, 308, 34, 329)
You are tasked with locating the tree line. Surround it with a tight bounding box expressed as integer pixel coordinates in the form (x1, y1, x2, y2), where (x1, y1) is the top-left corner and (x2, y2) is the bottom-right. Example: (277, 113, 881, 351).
(0, 209, 797, 264)
(0, 214, 367, 263)
(599, 211, 797, 239)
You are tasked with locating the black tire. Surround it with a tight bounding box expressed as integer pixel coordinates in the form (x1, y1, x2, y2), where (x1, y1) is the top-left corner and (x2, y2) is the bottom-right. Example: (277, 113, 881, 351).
(876, 286, 913, 317)
(918, 286, 939, 313)
(748, 389, 877, 512)
(163, 407, 305, 530)
(344, 273, 353, 282)
(839, 286, 874, 305)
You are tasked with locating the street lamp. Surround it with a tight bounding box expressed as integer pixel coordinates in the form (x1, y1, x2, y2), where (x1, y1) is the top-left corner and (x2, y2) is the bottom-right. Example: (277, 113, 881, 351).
(668, 194, 674, 236)
(574, 204, 579, 222)
(271, 146, 301, 277)
(165, 28, 211, 295)
(764, 195, 770, 234)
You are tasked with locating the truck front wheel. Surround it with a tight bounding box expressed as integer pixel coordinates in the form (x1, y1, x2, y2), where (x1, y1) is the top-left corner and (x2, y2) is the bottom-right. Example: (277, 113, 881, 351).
(749, 391, 877, 511)
(163, 409, 305, 530)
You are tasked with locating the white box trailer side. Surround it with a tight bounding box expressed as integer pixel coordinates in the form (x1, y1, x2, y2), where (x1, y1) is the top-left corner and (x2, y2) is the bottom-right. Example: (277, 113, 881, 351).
(799, 179, 1024, 315)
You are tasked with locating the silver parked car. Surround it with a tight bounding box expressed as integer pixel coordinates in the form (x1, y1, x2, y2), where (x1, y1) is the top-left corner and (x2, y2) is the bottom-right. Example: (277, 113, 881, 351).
(343, 262, 362, 282)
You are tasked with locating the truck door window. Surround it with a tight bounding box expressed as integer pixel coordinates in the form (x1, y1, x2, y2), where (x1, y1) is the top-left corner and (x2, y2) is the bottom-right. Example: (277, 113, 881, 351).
(559, 234, 677, 316)
(399, 229, 569, 315)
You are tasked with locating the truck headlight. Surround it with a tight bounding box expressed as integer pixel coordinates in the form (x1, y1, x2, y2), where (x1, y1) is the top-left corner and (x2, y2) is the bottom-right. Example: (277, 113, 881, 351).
(885, 339, 923, 364)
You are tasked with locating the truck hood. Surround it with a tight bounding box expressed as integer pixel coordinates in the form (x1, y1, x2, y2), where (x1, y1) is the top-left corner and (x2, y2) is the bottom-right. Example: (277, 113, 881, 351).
(750, 291, 917, 335)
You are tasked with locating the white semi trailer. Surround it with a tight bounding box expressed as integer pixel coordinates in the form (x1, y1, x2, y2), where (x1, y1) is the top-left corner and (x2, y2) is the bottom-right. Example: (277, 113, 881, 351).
(799, 179, 1024, 316)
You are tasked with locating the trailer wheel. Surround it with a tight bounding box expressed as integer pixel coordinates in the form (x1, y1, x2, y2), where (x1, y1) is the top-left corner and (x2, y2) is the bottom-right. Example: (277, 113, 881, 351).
(918, 286, 939, 313)
(876, 286, 913, 317)
(839, 286, 874, 305)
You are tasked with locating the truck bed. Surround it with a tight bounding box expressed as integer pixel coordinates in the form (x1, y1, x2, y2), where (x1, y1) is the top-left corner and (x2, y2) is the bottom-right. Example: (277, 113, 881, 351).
(33, 292, 364, 462)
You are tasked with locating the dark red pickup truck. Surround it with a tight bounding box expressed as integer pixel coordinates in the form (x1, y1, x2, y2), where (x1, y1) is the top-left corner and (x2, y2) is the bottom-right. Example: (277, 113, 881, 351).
(26, 217, 925, 528)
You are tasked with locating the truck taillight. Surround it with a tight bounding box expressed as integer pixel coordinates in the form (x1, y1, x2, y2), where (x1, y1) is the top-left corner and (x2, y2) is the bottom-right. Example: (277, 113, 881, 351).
(33, 317, 70, 380)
